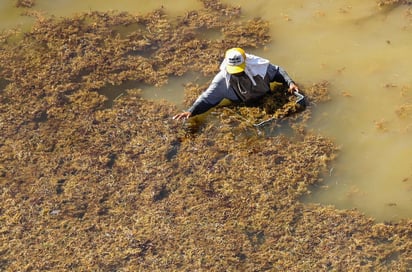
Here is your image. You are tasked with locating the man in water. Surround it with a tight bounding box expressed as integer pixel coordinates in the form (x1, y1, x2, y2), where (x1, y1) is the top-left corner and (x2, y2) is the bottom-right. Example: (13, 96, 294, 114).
(173, 47, 299, 120)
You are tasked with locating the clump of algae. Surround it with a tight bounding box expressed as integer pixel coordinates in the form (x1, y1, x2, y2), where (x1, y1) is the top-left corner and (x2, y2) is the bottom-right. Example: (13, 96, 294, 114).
(0, 0, 411, 271)
(16, 0, 35, 8)
(377, 0, 412, 6)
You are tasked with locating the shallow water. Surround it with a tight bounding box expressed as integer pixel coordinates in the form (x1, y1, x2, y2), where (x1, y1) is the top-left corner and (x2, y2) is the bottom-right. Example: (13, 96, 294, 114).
(1, 0, 411, 221)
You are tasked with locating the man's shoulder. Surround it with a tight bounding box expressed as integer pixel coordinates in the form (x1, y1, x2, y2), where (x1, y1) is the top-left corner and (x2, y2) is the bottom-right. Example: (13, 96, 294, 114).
(212, 70, 227, 81)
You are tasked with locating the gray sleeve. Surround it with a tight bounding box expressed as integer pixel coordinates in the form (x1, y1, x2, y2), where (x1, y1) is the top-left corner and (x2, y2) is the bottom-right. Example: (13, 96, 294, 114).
(188, 72, 238, 116)
(267, 63, 295, 87)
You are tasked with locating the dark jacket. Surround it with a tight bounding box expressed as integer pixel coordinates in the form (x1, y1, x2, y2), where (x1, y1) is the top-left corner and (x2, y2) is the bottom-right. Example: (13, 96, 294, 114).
(188, 64, 295, 116)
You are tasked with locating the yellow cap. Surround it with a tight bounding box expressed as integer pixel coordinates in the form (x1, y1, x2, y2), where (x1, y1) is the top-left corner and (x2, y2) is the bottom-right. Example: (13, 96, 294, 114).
(225, 48, 246, 74)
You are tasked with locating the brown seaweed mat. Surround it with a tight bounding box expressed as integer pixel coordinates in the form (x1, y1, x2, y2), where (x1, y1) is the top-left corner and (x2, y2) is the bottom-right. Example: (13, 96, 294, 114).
(0, 0, 411, 271)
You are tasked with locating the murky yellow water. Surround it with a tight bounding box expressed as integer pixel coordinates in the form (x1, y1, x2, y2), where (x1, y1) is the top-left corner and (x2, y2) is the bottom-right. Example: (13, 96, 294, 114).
(1, 0, 411, 221)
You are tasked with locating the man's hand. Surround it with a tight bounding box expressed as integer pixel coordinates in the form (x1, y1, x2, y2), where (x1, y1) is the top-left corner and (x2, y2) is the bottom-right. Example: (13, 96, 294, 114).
(288, 82, 299, 93)
(173, 111, 192, 120)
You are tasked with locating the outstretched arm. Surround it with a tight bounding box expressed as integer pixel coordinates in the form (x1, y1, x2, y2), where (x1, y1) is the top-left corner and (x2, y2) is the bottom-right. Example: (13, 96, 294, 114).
(268, 64, 299, 93)
(173, 72, 230, 120)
